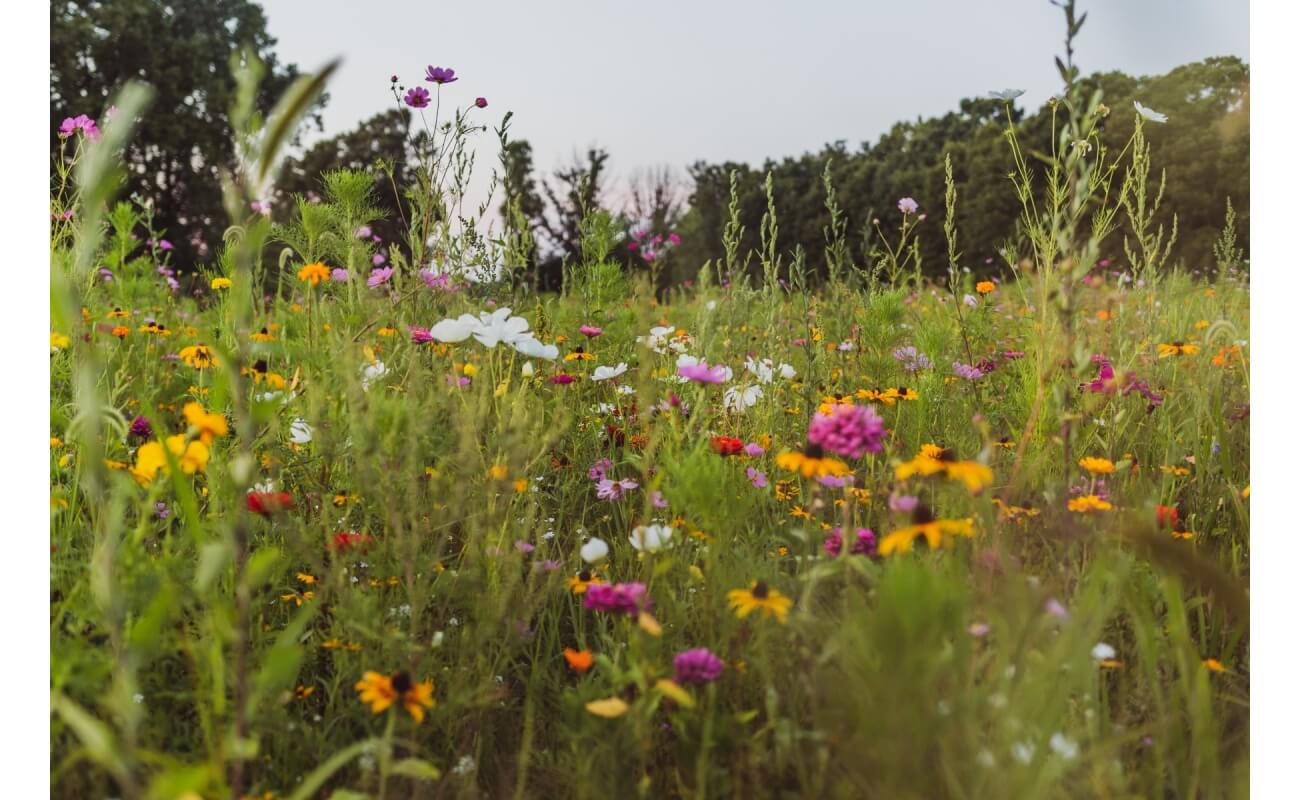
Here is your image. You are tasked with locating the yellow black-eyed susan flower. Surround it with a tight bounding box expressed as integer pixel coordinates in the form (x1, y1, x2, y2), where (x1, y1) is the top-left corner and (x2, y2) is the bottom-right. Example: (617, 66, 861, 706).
(726, 581, 792, 624)
(775, 443, 851, 479)
(178, 344, 219, 369)
(878, 507, 976, 555)
(355, 670, 435, 723)
(567, 570, 603, 595)
(251, 326, 275, 343)
(1157, 341, 1199, 358)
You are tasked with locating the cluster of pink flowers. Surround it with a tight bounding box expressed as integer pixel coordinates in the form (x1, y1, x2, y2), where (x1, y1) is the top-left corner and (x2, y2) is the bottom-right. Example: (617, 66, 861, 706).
(823, 527, 877, 558)
(806, 404, 886, 459)
(58, 114, 101, 141)
(673, 648, 725, 685)
(584, 582, 651, 616)
(628, 226, 681, 263)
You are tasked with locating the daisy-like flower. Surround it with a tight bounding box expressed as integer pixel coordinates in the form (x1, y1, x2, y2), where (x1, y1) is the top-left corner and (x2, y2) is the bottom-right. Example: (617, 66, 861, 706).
(878, 507, 976, 555)
(727, 581, 792, 624)
(131, 435, 211, 484)
(976, 281, 995, 294)
(1078, 456, 1115, 475)
(210, 277, 232, 290)
(1157, 341, 1199, 358)
(1067, 494, 1113, 513)
(596, 478, 638, 501)
(988, 89, 1025, 101)
(629, 524, 674, 552)
(677, 359, 730, 384)
(404, 87, 431, 108)
(580, 325, 603, 338)
(564, 648, 594, 673)
(775, 443, 851, 478)
(183, 402, 229, 444)
(1133, 100, 1168, 123)
(251, 326, 275, 343)
(297, 262, 331, 285)
(824, 527, 877, 557)
(354, 670, 435, 723)
(178, 344, 219, 369)
(723, 384, 764, 412)
(591, 363, 627, 382)
(580, 537, 610, 563)
(564, 347, 596, 362)
(895, 446, 994, 493)
(567, 569, 604, 595)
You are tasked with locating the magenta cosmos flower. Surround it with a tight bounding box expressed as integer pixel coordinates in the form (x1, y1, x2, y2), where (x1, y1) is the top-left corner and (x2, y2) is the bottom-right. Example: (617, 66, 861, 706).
(806, 404, 886, 459)
(404, 87, 431, 108)
(58, 114, 101, 140)
(367, 267, 394, 287)
(580, 325, 603, 338)
(678, 362, 729, 384)
(584, 582, 651, 616)
(824, 527, 877, 557)
(425, 66, 458, 84)
(673, 648, 725, 685)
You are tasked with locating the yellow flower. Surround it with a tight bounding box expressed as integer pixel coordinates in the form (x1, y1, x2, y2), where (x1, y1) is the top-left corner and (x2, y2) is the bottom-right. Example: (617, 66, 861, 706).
(251, 326, 275, 343)
(131, 436, 210, 484)
(775, 447, 851, 478)
(183, 403, 229, 444)
(567, 570, 603, 595)
(975, 280, 996, 294)
(210, 277, 233, 290)
(50, 437, 63, 448)
(178, 343, 219, 369)
(107, 307, 130, 319)
(878, 511, 976, 555)
(895, 446, 993, 493)
(297, 262, 331, 285)
(462, 362, 478, 377)
(51, 332, 71, 351)
(1157, 341, 1199, 358)
(513, 478, 529, 494)
(297, 573, 317, 585)
(1159, 464, 1191, 477)
(726, 581, 792, 624)
(280, 590, 314, 607)
(1194, 319, 1209, 330)
(1242, 484, 1250, 499)
(377, 325, 397, 337)
(1067, 494, 1112, 513)
(354, 671, 435, 723)
(488, 463, 509, 480)
(1202, 658, 1226, 673)
(1078, 456, 1115, 475)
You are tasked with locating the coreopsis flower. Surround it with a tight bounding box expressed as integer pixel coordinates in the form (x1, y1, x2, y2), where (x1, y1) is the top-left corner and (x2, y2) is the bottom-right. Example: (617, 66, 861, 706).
(806, 404, 886, 459)
(183, 403, 229, 444)
(354, 671, 435, 723)
(297, 262, 331, 285)
(210, 277, 232, 290)
(1078, 456, 1115, 475)
(1067, 494, 1113, 513)
(775, 444, 851, 478)
(564, 648, 594, 673)
(878, 507, 976, 555)
(178, 344, 219, 369)
(583, 582, 651, 616)
(976, 281, 995, 294)
(673, 648, 725, 685)
(726, 581, 792, 624)
(1157, 341, 1199, 358)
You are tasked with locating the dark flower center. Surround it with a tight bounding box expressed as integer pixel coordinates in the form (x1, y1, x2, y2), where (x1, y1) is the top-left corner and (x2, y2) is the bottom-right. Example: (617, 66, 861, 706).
(803, 442, 826, 459)
(253, 359, 268, 373)
(260, 327, 269, 335)
(898, 386, 909, 394)
(578, 570, 592, 582)
(752, 581, 770, 599)
(912, 505, 936, 525)
(936, 448, 957, 462)
(391, 671, 412, 694)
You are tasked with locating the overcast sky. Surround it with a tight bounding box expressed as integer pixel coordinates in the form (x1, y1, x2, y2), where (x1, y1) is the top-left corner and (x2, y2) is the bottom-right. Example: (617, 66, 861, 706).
(259, 0, 1248, 210)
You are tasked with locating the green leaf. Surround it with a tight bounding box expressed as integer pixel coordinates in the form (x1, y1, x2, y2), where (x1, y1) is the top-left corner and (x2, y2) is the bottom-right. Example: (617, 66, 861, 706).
(242, 546, 283, 590)
(286, 738, 380, 800)
(195, 541, 233, 592)
(257, 59, 341, 189)
(51, 694, 129, 785)
(390, 758, 442, 781)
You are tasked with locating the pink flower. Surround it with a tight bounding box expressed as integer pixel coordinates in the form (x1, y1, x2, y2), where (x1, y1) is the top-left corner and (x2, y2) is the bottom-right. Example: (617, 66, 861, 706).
(367, 267, 394, 287)
(807, 405, 886, 459)
(595, 478, 638, 501)
(58, 114, 101, 141)
(409, 326, 434, 344)
(331, 268, 350, 282)
(743, 442, 766, 457)
(823, 527, 877, 557)
(584, 582, 651, 616)
(678, 362, 729, 384)
(673, 648, 725, 685)
(580, 325, 603, 338)
(746, 467, 768, 488)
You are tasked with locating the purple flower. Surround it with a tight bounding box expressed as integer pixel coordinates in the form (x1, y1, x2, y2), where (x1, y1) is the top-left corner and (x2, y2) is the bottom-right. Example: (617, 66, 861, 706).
(889, 492, 920, 513)
(893, 346, 932, 372)
(595, 478, 638, 501)
(816, 473, 853, 488)
(129, 415, 153, 440)
(404, 87, 431, 108)
(331, 268, 350, 282)
(678, 362, 729, 384)
(425, 65, 458, 84)
(372, 252, 387, 266)
(963, 294, 978, 308)
(98, 267, 114, 282)
(367, 267, 394, 287)
(651, 490, 669, 509)
(583, 582, 651, 616)
(673, 648, 725, 685)
(669, 232, 682, 245)
(158, 239, 173, 251)
(475, 97, 488, 108)
(588, 458, 613, 481)
(250, 200, 272, 215)
(806, 404, 886, 459)
(445, 373, 471, 387)
(354, 225, 372, 239)
(580, 325, 603, 338)
(1045, 598, 1070, 619)
(743, 442, 766, 457)
(409, 326, 434, 344)
(898, 197, 919, 215)
(420, 270, 455, 290)
(514, 540, 535, 554)
(534, 559, 563, 573)
(58, 114, 101, 141)
(746, 467, 768, 488)
(953, 362, 984, 381)
(823, 527, 877, 557)
(154, 501, 171, 521)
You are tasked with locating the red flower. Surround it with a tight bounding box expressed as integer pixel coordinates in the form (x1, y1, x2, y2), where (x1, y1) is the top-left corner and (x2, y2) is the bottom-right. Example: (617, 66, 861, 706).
(247, 491, 294, 516)
(710, 436, 744, 456)
(1156, 505, 1179, 529)
(331, 531, 375, 553)
(551, 374, 575, 385)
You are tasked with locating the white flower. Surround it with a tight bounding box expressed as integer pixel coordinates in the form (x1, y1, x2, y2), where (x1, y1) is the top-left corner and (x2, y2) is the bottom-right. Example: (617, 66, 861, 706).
(521, 362, 535, 377)
(723, 384, 763, 412)
(639, 325, 676, 354)
(452, 755, 477, 776)
(705, 300, 717, 311)
(429, 313, 480, 343)
(361, 360, 388, 391)
(629, 524, 674, 552)
(511, 335, 559, 360)
(580, 537, 610, 563)
(616, 384, 636, 395)
(592, 362, 628, 381)
(745, 357, 795, 384)
(988, 88, 1025, 101)
(1011, 742, 1035, 765)
(472, 308, 532, 348)
(253, 480, 276, 493)
(1134, 100, 1168, 123)
(1091, 642, 1116, 661)
(1049, 733, 1079, 760)
(289, 418, 313, 444)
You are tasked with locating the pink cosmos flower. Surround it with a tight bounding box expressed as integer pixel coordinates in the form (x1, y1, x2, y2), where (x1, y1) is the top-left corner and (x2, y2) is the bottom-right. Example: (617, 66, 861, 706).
(678, 362, 729, 384)
(746, 467, 769, 488)
(580, 325, 603, 338)
(595, 478, 638, 501)
(367, 267, 394, 287)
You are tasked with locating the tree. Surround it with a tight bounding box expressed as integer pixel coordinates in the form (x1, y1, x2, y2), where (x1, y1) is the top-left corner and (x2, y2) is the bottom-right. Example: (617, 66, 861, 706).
(50, 0, 323, 267)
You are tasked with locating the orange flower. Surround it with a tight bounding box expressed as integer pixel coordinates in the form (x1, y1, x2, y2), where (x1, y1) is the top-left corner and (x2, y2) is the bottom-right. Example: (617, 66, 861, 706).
(297, 262, 331, 286)
(564, 648, 594, 673)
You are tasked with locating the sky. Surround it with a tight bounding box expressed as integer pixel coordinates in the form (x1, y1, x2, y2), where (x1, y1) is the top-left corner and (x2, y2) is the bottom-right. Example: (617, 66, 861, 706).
(259, 0, 1248, 212)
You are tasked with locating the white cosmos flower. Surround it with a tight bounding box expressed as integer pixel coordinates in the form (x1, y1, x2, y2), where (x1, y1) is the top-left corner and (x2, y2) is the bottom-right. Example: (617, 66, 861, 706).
(723, 384, 764, 412)
(639, 325, 676, 353)
(521, 362, 535, 377)
(289, 418, 313, 444)
(361, 360, 388, 391)
(429, 313, 480, 342)
(473, 308, 532, 348)
(592, 362, 628, 381)
(629, 524, 674, 552)
(580, 537, 609, 563)
(616, 384, 635, 395)
(1134, 100, 1168, 123)
(511, 336, 558, 360)
(745, 357, 796, 384)
(988, 88, 1025, 101)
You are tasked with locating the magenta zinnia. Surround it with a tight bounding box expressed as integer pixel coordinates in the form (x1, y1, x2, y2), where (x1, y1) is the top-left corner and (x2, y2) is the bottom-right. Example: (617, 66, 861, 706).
(806, 404, 886, 459)
(583, 582, 651, 616)
(673, 648, 725, 685)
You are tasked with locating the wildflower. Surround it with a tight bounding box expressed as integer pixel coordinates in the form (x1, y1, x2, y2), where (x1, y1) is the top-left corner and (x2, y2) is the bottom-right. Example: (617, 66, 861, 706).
(591, 363, 627, 381)
(580, 325, 603, 338)
(747, 467, 769, 488)
(129, 416, 153, 440)
(58, 114, 101, 140)
(583, 582, 651, 616)
(580, 537, 610, 563)
(1156, 505, 1179, 529)
(247, 491, 294, 516)
(1067, 494, 1113, 513)
(354, 671, 435, 723)
(1133, 100, 1168, 123)
(727, 581, 792, 624)
(673, 648, 725, 685)
(280, 589, 314, 606)
(251, 326, 275, 343)
(111, 325, 129, 339)
(567, 569, 604, 594)
(474, 96, 488, 108)
(629, 524, 674, 552)
(878, 507, 976, 555)
(893, 345, 933, 372)
(564, 648, 594, 673)
(404, 86, 431, 108)
(710, 436, 744, 456)
(1157, 341, 1199, 358)
(677, 360, 730, 384)
(564, 347, 596, 362)
(551, 373, 575, 385)
(976, 280, 996, 294)
(132, 436, 210, 484)
(1078, 456, 1115, 475)
(424, 65, 458, 84)
(595, 478, 638, 501)
(889, 492, 920, 513)
(184, 403, 229, 444)
(823, 527, 877, 557)
(898, 197, 919, 215)
(895, 446, 994, 493)
(988, 89, 1025, 101)
(776, 443, 851, 478)
(1202, 658, 1226, 673)
(298, 262, 331, 285)
(330, 531, 375, 553)
(178, 344, 219, 369)
(50, 332, 71, 352)
(953, 362, 984, 380)
(807, 404, 886, 459)
(744, 357, 796, 384)
(367, 267, 395, 288)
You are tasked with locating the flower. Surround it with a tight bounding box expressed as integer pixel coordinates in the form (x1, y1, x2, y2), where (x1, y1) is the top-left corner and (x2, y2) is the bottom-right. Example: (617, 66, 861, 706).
(988, 89, 1025, 101)
(744, 357, 795, 383)
(425, 65, 458, 84)
(297, 262, 331, 285)
(953, 362, 984, 380)
(58, 114, 101, 140)
(629, 524, 674, 552)
(567, 569, 604, 594)
(129, 415, 153, 440)
(183, 403, 229, 444)
(474, 96, 488, 108)
(878, 508, 976, 555)
(824, 527, 877, 557)
(596, 478, 638, 501)
(893, 346, 932, 372)
(1079, 456, 1115, 475)
(361, 360, 388, 390)
(289, 419, 313, 445)
(178, 344, 219, 369)
(727, 581, 792, 623)
(1134, 100, 1168, 123)
(895, 446, 994, 493)
(583, 582, 651, 616)
(132, 435, 211, 484)
(673, 648, 725, 685)
(591, 363, 628, 382)
(976, 281, 995, 294)
(331, 531, 375, 553)
(1157, 341, 1199, 358)
(775, 444, 851, 478)
(580, 325, 603, 338)
(1068, 494, 1113, 513)
(404, 86, 431, 108)
(807, 404, 886, 459)
(367, 267, 395, 287)
(246, 491, 294, 516)
(355, 671, 435, 723)
(210, 277, 232, 290)
(1156, 504, 1179, 529)
(564, 648, 594, 673)
(677, 360, 730, 384)
(723, 384, 763, 412)
(747, 467, 769, 488)
(898, 197, 919, 215)
(710, 436, 744, 456)
(580, 537, 610, 563)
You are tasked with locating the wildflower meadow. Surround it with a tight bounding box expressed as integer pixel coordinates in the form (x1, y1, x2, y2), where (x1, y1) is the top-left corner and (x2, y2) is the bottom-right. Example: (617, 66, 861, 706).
(48, 2, 1253, 797)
